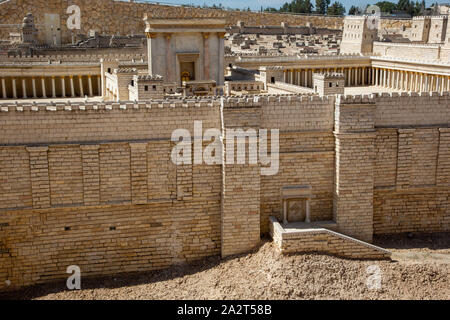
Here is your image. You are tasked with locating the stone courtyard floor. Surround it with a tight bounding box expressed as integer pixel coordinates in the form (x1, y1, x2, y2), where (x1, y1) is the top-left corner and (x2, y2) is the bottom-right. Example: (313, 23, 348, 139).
(1, 233, 449, 300)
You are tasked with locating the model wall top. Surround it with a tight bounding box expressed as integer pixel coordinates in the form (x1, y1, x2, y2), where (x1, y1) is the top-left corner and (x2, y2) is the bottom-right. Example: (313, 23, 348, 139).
(0, 0, 410, 44)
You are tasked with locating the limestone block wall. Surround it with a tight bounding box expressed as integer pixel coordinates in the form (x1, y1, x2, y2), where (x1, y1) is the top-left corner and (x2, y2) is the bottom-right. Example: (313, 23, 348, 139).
(259, 95, 335, 234)
(372, 42, 441, 60)
(0, 100, 223, 290)
(0, 93, 449, 290)
(343, 93, 450, 236)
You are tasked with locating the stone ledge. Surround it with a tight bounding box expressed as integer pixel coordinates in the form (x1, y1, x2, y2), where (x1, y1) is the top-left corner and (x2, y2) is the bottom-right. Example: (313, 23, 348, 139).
(269, 216, 391, 260)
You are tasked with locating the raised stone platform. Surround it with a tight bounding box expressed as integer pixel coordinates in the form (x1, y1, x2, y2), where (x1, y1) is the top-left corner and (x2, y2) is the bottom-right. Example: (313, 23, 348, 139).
(269, 217, 391, 260)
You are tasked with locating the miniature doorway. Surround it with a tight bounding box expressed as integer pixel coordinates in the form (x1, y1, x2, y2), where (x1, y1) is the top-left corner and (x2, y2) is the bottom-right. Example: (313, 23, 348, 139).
(180, 62, 195, 82)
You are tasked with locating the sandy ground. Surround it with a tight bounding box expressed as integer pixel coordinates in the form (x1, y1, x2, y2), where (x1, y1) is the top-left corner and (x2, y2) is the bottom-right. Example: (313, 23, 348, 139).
(1, 233, 449, 300)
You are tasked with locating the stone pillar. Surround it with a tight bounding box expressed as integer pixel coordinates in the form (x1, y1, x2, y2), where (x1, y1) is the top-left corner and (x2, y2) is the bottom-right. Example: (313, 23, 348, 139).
(88, 75, 93, 97)
(334, 98, 375, 242)
(441, 76, 445, 93)
(218, 32, 225, 87)
(51, 76, 56, 98)
(79, 76, 84, 97)
(70, 75, 75, 97)
(399, 71, 404, 90)
(203, 33, 210, 80)
(362, 67, 366, 85)
(22, 78, 27, 98)
(12, 78, 17, 99)
(283, 70, 287, 83)
(383, 69, 387, 87)
(61, 77, 66, 97)
(97, 76, 101, 96)
(375, 68, 378, 86)
(165, 34, 172, 82)
(221, 105, 261, 257)
(304, 69, 308, 86)
(1, 78, 6, 98)
(396, 129, 415, 189)
(41, 77, 47, 98)
(348, 68, 352, 86)
(26, 146, 51, 209)
(405, 72, 410, 91)
(32, 77, 37, 98)
(81, 145, 100, 206)
(130, 143, 148, 205)
(436, 128, 450, 187)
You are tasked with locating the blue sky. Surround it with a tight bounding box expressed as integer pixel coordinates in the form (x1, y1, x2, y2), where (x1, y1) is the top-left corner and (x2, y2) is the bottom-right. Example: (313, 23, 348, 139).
(144, 0, 449, 12)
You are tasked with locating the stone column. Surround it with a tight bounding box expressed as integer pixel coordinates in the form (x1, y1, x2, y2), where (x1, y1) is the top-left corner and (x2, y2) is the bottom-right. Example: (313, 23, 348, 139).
(130, 143, 148, 205)
(334, 98, 375, 242)
(203, 33, 210, 80)
(305, 199, 311, 223)
(441, 76, 445, 93)
(383, 69, 387, 87)
(32, 77, 37, 98)
(348, 68, 352, 86)
(304, 69, 308, 86)
(70, 75, 75, 97)
(12, 78, 17, 99)
(79, 76, 84, 97)
(362, 67, 366, 85)
(88, 75, 93, 97)
(22, 78, 27, 99)
(399, 71, 404, 90)
(405, 72, 409, 91)
(396, 129, 415, 189)
(97, 76, 101, 96)
(61, 77, 66, 97)
(218, 32, 225, 87)
(41, 77, 47, 98)
(51, 76, 56, 98)
(165, 33, 172, 82)
(375, 68, 378, 86)
(1, 78, 6, 98)
(26, 146, 51, 209)
(81, 145, 100, 206)
(283, 70, 287, 83)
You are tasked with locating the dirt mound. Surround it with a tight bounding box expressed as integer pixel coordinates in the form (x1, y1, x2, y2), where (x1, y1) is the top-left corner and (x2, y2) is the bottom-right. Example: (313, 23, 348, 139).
(2, 235, 449, 300)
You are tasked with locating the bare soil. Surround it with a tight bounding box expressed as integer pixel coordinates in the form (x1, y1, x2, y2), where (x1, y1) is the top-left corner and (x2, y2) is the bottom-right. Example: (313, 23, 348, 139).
(2, 233, 449, 300)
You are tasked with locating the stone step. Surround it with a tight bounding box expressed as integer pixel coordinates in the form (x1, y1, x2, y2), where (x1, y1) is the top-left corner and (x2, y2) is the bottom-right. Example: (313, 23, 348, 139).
(269, 216, 391, 259)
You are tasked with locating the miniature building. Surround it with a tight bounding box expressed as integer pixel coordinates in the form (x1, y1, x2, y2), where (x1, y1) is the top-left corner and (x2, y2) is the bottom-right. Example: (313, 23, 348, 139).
(340, 16, 378, 55)
(313, 73, 345, 96)
(410, 16, 431, 42)
(21, 13, 38, 44)
(129, 74, 164, 100)
(429, 16, 448, 43)
(144, 16, 226, 93)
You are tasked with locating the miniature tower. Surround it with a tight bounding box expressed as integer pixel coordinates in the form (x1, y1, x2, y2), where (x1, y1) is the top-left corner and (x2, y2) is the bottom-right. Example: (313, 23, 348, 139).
(21, 13, 38, 44)
(340, 16, 378, 55)
(313, 73, 345, 96)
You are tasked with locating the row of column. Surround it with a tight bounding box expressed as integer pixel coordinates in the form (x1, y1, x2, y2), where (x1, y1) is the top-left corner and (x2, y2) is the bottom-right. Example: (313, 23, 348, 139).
(372, 67, 450, 93)
(0, 75, 101, 99)
(283, 67, 372, 88)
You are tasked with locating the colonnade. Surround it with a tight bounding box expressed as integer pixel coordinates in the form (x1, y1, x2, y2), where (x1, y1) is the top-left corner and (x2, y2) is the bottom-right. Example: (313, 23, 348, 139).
(282, 66, 372, 88)
(372, 67, 450, 93)
(0, 75, 101, 99)
(282, 66, 450, 93)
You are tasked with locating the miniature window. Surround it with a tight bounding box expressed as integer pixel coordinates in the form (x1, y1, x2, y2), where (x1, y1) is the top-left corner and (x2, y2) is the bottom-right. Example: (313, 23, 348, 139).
(144, 85, 148, 91)
(336, 82, 339, 87)
(153, 85, 156, 90)
(329, 83, 332, 87)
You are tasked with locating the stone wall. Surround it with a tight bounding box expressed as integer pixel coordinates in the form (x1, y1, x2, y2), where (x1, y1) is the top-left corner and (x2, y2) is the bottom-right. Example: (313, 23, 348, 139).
(373, 42, 442, 60)
(0, 92, 449, 290)
(0, 0, 411, 44)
